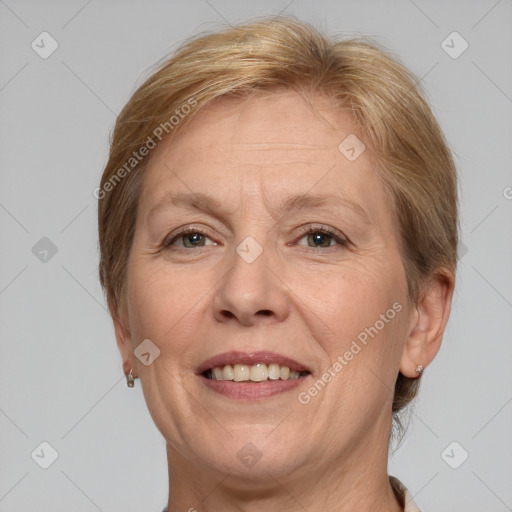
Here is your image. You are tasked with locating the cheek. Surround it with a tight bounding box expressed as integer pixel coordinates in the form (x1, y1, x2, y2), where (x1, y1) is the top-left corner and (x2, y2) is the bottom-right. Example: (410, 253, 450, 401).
(296, 268, 406, 416)
(283, 258, 409, 397)
(125, 257, 208, 347)
(289, 261, 402, 335)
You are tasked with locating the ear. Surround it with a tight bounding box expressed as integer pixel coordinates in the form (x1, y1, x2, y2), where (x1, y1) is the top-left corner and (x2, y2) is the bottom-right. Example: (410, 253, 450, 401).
(400, 269, 455, 378)
(112, 298, 138, 379)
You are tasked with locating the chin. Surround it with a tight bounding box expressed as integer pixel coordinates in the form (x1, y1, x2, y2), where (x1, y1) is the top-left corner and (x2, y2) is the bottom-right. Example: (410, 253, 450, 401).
(195, 430, 312, 482)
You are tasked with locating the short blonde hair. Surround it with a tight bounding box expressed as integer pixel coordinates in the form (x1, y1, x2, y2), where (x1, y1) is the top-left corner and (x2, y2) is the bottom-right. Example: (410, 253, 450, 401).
(98, 15, 458, 422)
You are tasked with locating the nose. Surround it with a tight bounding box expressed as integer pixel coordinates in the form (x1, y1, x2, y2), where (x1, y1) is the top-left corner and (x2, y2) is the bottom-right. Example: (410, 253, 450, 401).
(212, 240, 290, 326)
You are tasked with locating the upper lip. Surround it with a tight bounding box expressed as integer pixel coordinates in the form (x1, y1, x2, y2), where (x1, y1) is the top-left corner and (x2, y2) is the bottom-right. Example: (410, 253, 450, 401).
(196, 351, 311, 375)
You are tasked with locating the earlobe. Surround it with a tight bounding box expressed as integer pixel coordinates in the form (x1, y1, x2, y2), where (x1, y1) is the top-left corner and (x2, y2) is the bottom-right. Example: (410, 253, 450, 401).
(399, 271, 455, 378)
(112, 303, 138, 378)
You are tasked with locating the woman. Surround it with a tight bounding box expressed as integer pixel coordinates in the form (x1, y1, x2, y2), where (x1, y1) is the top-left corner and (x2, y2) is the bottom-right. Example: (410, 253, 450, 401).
(97, 15, 457, 512)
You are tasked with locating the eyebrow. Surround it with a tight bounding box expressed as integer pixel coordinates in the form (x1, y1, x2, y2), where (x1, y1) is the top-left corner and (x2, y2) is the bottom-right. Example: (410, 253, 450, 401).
(278, 193, 371, 224)
(147, 192, 229, 223)
(146, 191, 371, 225)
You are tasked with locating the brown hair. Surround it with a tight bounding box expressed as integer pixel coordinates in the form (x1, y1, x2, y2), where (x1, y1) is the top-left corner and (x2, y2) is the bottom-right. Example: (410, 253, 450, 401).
(98, 15, 458, 425)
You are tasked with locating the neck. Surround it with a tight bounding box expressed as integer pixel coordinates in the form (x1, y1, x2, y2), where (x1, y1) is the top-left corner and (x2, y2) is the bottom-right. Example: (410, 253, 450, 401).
(165, 416, 402, 512)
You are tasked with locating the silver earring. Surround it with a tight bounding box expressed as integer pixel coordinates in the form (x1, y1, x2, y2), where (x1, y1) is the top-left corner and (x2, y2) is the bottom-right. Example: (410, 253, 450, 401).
(415, 365, 424, 376)
(126, 368, 135, 388)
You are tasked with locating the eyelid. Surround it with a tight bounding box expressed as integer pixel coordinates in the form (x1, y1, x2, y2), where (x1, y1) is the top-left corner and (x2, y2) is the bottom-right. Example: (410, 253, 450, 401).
(163, 222, 350, 250)
(163, 224, 217, 248)
(293, 223, 350, 247)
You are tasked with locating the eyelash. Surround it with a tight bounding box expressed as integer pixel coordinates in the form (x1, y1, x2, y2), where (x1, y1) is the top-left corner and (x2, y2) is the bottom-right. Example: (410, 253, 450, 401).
(293, 224, 349, 249)
(163, 225, 215, 249)
(163, 224, 349, 251)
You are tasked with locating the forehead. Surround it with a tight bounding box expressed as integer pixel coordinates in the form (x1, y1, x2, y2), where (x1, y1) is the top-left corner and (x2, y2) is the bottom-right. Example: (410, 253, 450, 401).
(138, 89, 390, 224)
(163, 89, 352, 164)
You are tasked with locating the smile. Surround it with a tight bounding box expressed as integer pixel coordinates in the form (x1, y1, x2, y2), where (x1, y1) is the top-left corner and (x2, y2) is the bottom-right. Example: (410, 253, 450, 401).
(204, 363, 310, 382)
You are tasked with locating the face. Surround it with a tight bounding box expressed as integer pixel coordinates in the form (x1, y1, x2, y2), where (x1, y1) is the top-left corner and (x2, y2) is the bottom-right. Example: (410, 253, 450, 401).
(117, 89, 415, 483)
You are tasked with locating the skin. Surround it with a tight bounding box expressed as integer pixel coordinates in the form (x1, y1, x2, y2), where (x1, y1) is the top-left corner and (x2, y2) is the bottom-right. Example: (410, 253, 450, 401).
(114, 89, 454, 511)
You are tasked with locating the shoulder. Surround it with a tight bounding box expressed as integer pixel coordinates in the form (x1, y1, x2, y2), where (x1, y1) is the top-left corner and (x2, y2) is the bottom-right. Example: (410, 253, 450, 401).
(389, 475, 422, 512)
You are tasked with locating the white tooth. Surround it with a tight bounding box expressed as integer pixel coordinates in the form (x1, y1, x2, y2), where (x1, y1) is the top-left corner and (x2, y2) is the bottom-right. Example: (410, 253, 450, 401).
(219, 363, 301, 382)
(250, 363, 268, 382)
(268, 363, 281, 380)
(280, 366, 290, 380)
(222, 365, 234, 380)
(234, 364, 250, 381)
(212, 367, 223, 380)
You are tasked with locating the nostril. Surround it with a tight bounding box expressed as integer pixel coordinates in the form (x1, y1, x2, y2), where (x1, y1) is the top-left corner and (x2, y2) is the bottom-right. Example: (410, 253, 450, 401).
(219, 309, 272, 321)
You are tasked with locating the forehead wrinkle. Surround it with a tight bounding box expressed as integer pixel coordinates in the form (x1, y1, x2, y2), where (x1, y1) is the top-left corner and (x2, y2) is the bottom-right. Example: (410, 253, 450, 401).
(145, 186, 372, 232)
(227, 142, 340, 169)
(253, 178, 372, 226)
(231, 141, 335, 150)
(145, 190, 239, 226)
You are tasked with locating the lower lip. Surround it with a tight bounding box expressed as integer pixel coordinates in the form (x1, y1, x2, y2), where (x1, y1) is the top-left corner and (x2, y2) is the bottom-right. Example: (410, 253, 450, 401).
(199, 375, 309, 400)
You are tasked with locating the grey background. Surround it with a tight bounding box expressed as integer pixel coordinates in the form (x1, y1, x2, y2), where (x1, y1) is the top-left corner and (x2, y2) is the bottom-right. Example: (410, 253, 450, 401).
(1, 0, 511, 510)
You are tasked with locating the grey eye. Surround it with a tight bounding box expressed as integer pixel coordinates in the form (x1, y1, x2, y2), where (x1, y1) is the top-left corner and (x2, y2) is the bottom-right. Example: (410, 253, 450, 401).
(182, 233, 206, 248)
(306, 232, 334, 248)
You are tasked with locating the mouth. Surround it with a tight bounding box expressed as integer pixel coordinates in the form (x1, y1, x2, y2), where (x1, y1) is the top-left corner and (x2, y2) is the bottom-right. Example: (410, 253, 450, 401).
(196, 351, 311, 400)
(203, 363, 310, 382)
